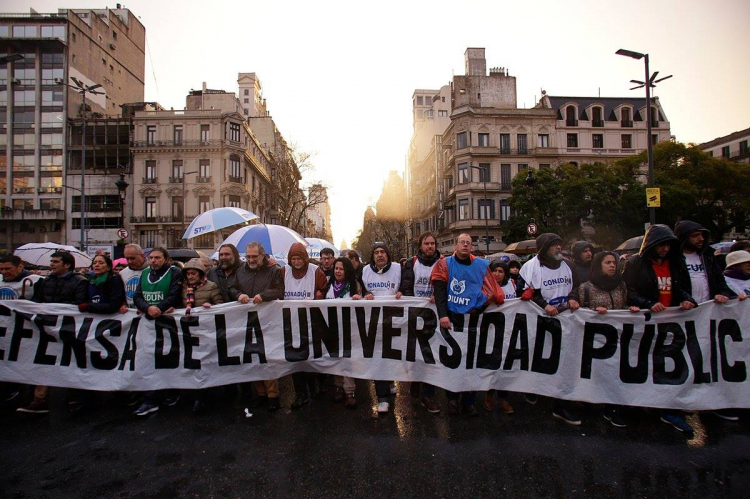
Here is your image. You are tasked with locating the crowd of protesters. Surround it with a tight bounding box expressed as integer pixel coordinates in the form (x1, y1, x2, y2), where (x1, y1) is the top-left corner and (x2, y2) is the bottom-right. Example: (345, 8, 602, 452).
(0, 220, 748, 438)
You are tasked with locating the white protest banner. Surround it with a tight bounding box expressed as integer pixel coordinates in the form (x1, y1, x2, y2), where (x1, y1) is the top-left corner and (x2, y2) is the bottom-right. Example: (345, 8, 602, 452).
(0, 298, 747, 411)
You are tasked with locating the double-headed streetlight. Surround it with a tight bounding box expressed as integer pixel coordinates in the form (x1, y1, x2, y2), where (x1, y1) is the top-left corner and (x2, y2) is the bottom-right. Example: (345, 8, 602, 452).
(55, 77, 104, 252)
(469, 163, 490, 253)
(616, 49, 672, 226)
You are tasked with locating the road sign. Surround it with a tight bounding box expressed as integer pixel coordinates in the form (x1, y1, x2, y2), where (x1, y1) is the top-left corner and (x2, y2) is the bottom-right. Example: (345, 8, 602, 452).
(117, 228, 130, 239)
(646, 188, 661, 208)
(526, 222, 538, 236)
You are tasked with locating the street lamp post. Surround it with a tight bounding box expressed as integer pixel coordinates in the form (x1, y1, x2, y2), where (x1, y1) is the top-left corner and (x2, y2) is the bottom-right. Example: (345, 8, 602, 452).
(115, 173, 129, 227)
(181, 170, 198, 248)
(469, 163, 490, 254)
(616, 49, 673, 226)
(55, 77, 104, 253)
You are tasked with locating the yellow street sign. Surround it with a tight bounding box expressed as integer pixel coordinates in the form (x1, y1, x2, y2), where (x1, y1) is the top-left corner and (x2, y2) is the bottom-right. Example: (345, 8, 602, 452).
(646, 188, 661, 208)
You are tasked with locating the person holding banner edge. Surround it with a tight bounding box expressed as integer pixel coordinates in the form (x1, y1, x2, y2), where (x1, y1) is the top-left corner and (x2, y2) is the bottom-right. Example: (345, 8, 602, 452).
(401, 232, 442, 414)
(362, 241, 402, 414)
(431, 233, 504, 416)
(485, 260, 518, 415)
(119, 243, 149, 312)
(132, 247, 184, 417)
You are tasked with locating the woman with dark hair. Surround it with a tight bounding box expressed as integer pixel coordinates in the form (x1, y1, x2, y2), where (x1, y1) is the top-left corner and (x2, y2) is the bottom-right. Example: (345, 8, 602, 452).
(484, 261, 517, 414)
(72, 254, 126, 415)
(578, 251, 640, 428)
(325, 257, 362, 408)
(508, 260, 522, 284)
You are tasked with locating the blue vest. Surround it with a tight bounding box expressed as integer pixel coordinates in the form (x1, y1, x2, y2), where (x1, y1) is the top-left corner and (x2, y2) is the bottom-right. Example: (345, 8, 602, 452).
(446, 256, 489, 314)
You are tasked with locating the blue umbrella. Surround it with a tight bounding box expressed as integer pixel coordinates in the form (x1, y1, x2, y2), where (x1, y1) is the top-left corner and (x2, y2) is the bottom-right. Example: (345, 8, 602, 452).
(219, 224, 308, 256)
(182, 207, 258, 239)
(304, 238, 338, 259)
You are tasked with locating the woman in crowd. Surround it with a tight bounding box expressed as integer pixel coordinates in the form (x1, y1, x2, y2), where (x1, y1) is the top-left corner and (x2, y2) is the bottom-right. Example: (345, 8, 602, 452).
(73, 254, 126, 415)
(181, 259, 223, 413)
(722, 251, 750, 299)
(484, 261, 516, 414)
(574, 251, 640, 428)
(325, 256, 362, 409)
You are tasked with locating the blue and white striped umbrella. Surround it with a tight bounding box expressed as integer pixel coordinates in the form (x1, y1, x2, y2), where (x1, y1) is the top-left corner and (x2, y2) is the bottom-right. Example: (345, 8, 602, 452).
(304, 238, 338, 259)
(182, 207, 258, 239)
(218, 224, 308, 257)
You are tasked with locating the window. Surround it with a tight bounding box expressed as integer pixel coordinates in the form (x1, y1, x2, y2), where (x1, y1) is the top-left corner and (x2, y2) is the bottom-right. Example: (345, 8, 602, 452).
(592, 134, 604, 149)
(140, 230, 159, 248)
(740, 140, 749, 155)
(0, 26, 8, 37)
(500, 200, 511, 222)
(478, 133, 490, 147)
(146, 126, 156, 145)
(424, 110, 433, 119)
(456, 131, 468, 149)
(12, 26, 39, 38)
(517, 134, 528, 154)
(652, 134, 658, 146)
(500, 164, 511, 190)
(244, 89, 249, 96)
(112, 30, 117, 40)
(537, 134, 549, 148)
(621, 108, 632, 127)
(72, 217, 121, 229)
(228, 195, 241, 208)
(172, 196, 183, 219)
(500, 134, 511, 153)
(12, 199, 34, 211)
(478, 163, 490, 182)
(438, 110, 448, 117)
(417, 96, 424, 105)
(566, 106, 577, 126)
(592, 107, 604, 127)
(229, 155, 241, 180)
(173, 125, 183, 144)
(539, 163, 550, 169)
(41, 26, 65, 40)
(517, 164, 528, 176)
(72, 195, 120, 212)
(229, 122, 241, 142)
(199, 159, 210, 178)
(567, 134, 578, 148)
(145, 197, 157, 218)
(621, 134, 632, 149)
(478, 199, 494, 220)
(458, 163, 469, 184)
(194, 233, 213, 248)
(199, 196, 211, 213)
(40, 199, 61, 210)
(721, 145, 730, 158)
(172, 160, 183, 180)
(41, 90, 63, 105)
(459, 199, 469, 220)
(145, 160, 157, 180)
(200, 125, 210, 143)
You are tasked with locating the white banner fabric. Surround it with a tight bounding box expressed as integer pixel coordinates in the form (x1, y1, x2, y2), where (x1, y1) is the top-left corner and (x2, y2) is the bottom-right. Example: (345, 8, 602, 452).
(0, 298, 748, 411)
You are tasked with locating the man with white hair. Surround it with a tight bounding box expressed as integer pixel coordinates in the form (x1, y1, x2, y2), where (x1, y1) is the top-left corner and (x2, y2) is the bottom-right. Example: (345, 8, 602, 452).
(119, 243, 149, 311)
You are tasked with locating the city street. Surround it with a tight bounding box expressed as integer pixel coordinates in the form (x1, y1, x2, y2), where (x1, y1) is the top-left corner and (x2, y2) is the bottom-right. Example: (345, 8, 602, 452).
(1, 378, 748, 499)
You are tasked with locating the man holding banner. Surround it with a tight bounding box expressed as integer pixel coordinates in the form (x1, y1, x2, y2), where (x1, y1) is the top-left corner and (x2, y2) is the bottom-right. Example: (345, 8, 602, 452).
(119, 244, 149, 311)
(432, 233, 503, 416)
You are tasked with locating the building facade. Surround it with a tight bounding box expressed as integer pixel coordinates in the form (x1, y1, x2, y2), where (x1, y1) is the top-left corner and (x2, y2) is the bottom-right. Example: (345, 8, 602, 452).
(0, 6, 145, 251)
(407, 48, 672, 254)
(698, 126, 750, 164)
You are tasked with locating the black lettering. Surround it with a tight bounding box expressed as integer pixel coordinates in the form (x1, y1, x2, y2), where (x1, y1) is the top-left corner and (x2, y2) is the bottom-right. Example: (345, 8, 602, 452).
(215, 314, 239, 366)
(382, 306, 403, 361)
(0, 304, 9, 361)
(355, 306, 380, 358)
(283, 308, 309, 362)
(438, 319, 461, 369)
(406, 307, 436, 364)
(685, 321, 710, 384)
(531, 317, 561, 375)
(653, 322, 688, 385)
(243, 311, 266, 364)
(8, 312, 33, 362)
(503, 313, 530, 371)
(718, 319, 746, 383)
(580, 322, 618, 379)
(311, 306, 339, 358)
(154, 316, 179, 369)
(33, 314, 58, 366)
(118, 316, 139, 371)
(341, 307, 352, 358)
(466, 314, 479, 370)
(180, 316, 201, 370)
(476, 312, 504, 370)
(710, 319, 719, 382)
(60, 316, 92, 368)
(91, 319, 121, 370)
(620, 323, 654, 384)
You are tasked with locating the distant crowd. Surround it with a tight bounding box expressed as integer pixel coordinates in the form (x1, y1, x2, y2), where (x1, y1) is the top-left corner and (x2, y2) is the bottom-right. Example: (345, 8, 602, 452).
(1, 219, 749, 438)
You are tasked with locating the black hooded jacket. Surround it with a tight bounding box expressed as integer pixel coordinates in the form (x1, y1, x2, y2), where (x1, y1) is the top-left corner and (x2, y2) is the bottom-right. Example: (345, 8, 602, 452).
(673, 220, 733, 300)
(569, 241, 594, 285)
(401, 250, 441, 296)
(621, 224, 695, 309)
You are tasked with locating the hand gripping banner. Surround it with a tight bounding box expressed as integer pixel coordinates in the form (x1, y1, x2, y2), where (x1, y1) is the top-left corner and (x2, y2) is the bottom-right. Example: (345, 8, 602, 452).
(0, 298, 747, 410)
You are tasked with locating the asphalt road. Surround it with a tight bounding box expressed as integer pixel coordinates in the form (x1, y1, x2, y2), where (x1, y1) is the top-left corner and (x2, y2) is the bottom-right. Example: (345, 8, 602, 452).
(1, 379, 748, 499)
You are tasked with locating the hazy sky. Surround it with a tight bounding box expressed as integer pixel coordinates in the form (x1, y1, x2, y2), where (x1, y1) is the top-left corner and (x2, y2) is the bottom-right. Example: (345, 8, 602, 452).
(8, 0, 750, 246)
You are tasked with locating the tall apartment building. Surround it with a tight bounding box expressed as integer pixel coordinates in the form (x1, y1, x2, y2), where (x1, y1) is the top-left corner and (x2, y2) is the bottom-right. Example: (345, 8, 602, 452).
(131, 85, 273, 251)
(698, 126, 750, 164)
(305, 184, 332, 241)
(0, 6, 145, 251)
(407, 48, 672, 254)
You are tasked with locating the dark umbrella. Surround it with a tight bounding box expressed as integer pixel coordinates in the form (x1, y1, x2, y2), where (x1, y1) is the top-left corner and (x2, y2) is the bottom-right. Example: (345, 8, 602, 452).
(504, 239, 537, 254)
(615, 236, 644, 254)
(144, 248, 205, 263)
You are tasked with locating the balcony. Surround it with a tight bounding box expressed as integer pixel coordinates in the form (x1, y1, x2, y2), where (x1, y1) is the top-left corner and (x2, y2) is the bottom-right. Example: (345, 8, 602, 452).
(36, 187, 63, 194)
(11, 187, 35, 194)
(498, 148, 535, 156)
(132, 139, 222, 148)
(196, 176, 212, 183)
(0, 208, 65, 221)
(168, 177, 183, 184)
(592, 119, 605, 127)
(227, 176, 243, 184)
(143, 177, 158, 184)
(621, 120, 634, 128)
(566, 119, 579, 127)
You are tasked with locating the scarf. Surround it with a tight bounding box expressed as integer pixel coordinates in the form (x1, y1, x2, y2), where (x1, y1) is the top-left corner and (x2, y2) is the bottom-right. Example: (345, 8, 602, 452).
(724, 269, 750, 281)
(370, 261, 392, 274)
(184, 277, 207, 316)
(589, 251, 623, 292)
(416, 250, 440, 267)
(90, 273, 108, 287)
(332, 280, 350, 298)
